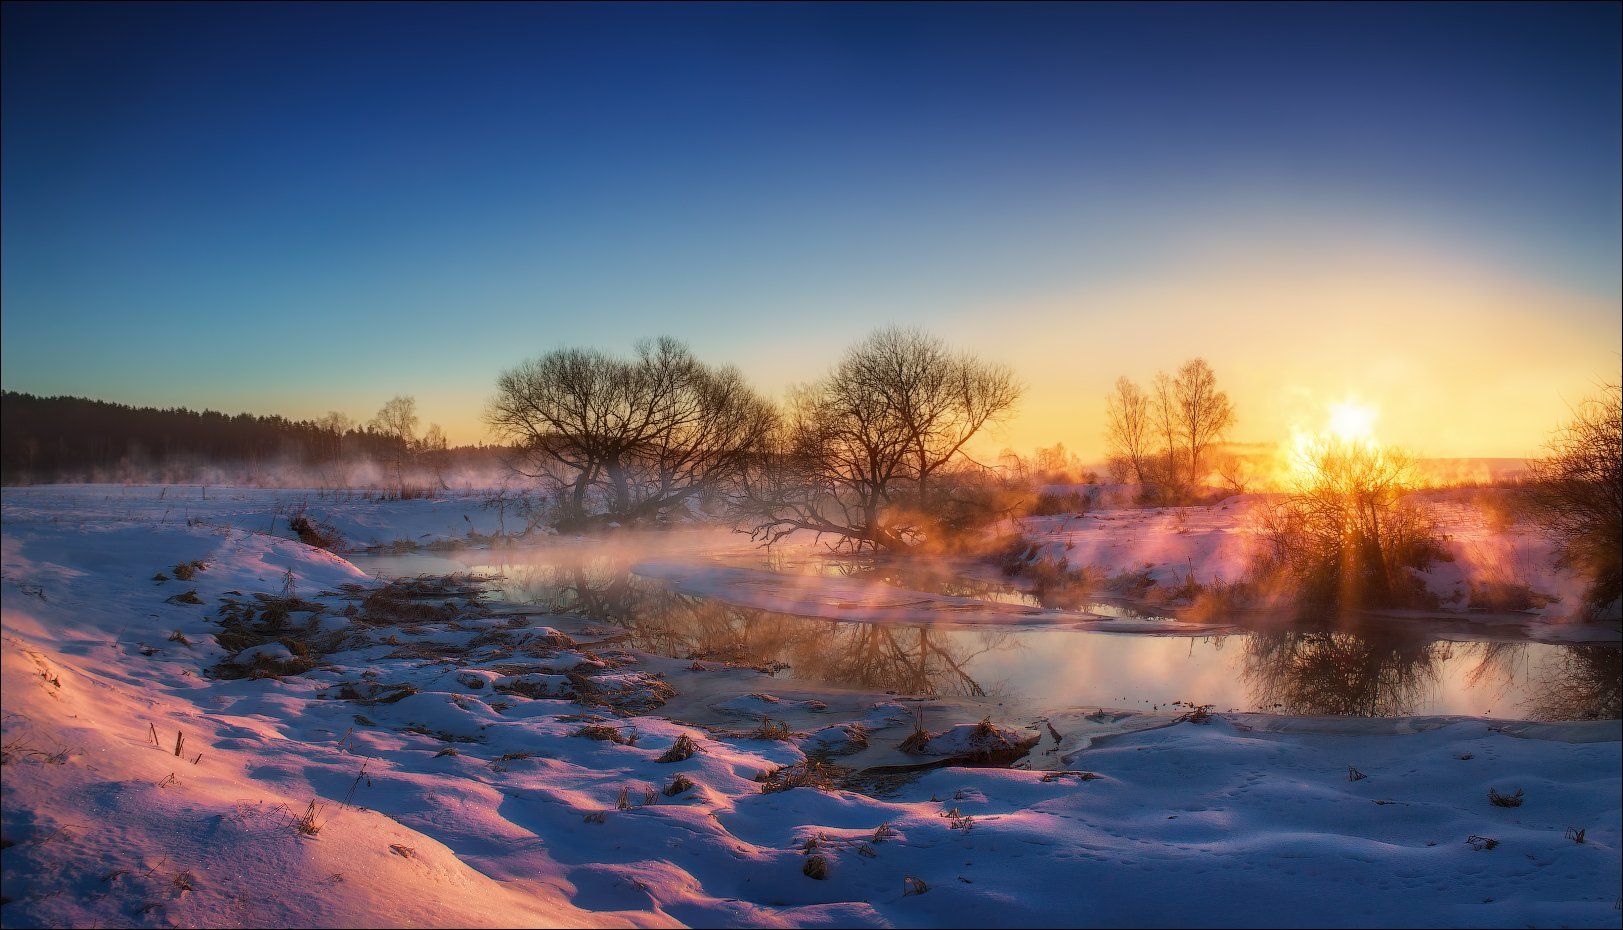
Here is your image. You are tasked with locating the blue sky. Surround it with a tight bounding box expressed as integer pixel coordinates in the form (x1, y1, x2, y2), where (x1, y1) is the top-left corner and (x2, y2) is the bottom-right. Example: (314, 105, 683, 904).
(3, 2, 1618, 455)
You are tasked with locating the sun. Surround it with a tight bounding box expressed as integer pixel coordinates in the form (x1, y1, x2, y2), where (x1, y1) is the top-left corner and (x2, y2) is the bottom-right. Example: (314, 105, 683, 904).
(1326, 399, 1379, 446)
(1280, 397, 1384, 487)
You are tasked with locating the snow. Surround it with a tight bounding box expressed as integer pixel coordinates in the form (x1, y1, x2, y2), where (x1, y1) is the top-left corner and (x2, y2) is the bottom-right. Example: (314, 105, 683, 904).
(3, 485, 1620, 927)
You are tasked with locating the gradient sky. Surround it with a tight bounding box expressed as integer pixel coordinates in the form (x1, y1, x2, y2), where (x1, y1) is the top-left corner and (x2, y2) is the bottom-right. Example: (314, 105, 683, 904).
(3, 1, 1619, 459)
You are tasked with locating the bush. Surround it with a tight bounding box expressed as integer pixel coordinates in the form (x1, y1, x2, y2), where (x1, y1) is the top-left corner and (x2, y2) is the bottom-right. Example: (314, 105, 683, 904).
(1525, 384, 1621, 614)
(1028, 488, 1092, 517)
(289, 512, 344, 551)
(1254, 441, 1445, 612)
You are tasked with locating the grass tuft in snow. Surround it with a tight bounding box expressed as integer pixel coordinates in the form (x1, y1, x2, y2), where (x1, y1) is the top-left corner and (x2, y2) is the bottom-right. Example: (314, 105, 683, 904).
(1487, 787, 1525, 808)
(171, 560, 207, 581)
(572, 724, 636, 745)
(294, 800, 326, 836)
(656, 733, 701, 762)
(757, 758, 847, 794)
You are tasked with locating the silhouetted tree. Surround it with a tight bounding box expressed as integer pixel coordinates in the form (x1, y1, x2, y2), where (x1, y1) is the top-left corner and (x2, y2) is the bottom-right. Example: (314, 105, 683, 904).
(487, 337, 776, 525)
(1525, 383, 1622, 613)
(1106, 359, 1234, 502)
(741, 328, 1020, 550)
(1104, 376, 1153, 484)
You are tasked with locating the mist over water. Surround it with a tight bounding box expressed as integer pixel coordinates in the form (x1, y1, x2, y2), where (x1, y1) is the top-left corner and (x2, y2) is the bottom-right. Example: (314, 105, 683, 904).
(352, 533, 1620, 723)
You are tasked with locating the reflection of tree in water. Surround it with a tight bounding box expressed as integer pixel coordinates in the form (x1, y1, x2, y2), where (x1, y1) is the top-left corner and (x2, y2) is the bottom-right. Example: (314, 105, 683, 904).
(494, 554, 1015, 699)
(1243, 627, 1442, 716)
(785, 623, 1013, 698)
(1454, 641, 1621, 722)
(1524, 645, 1621, 721)
(760, 549, 1036, 606)
(1247, 630, 1622, 721)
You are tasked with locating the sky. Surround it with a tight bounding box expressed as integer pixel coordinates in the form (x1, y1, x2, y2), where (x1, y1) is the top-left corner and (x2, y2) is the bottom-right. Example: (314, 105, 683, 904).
(3, 1, 1619, 460)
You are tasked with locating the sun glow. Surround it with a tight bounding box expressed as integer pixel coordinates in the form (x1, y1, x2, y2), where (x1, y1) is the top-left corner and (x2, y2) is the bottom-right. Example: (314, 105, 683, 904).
(1282, 397, 1385, 487)
(1325, 399, 1379, 447)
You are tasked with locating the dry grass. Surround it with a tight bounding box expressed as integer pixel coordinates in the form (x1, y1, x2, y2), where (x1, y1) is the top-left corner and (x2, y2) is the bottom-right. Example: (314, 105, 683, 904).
(746, 717, 793, 741)
(756, 758, 847, 794)
(663, 774, 696, 797)
(1487, 787, 1525, 808)
(1466, 834, 1499, 851)
(172, 560, 206, 581)
(289, 512, 345, 550)
(1039, 770, 1101, 783)
(941, 807, 975, 831)
(656, 733, 701, 763)
(293, 800, 325, 836)
(573, 724, 637, 745)
(1466, 581, 1547, 612)
(902, 876, 929, 896)
(899, 708, 931, 753)
(802, 855, 829, 880)
(490, 751, 533, 772)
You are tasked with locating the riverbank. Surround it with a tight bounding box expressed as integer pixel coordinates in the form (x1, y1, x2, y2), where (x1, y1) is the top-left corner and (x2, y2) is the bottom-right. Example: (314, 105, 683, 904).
(3, 488, 1620, 927)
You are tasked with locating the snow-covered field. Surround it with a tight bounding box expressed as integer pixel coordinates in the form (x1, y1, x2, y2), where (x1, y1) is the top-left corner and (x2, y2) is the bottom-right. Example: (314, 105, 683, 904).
(2, 486, 1620, 927)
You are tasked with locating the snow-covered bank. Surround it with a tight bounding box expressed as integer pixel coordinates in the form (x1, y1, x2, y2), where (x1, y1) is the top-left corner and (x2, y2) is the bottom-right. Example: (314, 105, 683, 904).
(3, 490, 1621, 928)
(1015, 493, 1619, 634)
(0, 484, 511, 552)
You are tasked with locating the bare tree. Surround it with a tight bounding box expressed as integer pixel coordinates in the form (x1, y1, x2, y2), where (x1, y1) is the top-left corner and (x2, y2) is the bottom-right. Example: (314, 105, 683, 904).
(1172, 358, 1234, 487)
(1104, 376, 1153, 484)
(417, 422, 450, 488)
(314, 411, 353, 458)
(369, 396, 422, 491)
(487, 337, 775, 526)
(371, 395, 418, 441)
(1151, 371, 1182, 491)
(1111, 360, 1235, 502)
(741, 328, 1019, 550)
(841, 327, 1020, 509)
(1525, 383, 1622, 613)
(1212, 447, 1259, 495)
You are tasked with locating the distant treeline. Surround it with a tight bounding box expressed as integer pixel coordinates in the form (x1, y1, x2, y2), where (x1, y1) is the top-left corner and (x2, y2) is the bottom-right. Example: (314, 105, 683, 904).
(0, 391, 498, 485)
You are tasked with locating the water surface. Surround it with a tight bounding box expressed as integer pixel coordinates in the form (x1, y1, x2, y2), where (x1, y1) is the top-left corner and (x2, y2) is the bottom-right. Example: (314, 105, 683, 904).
(351, 536, 1621, 723)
